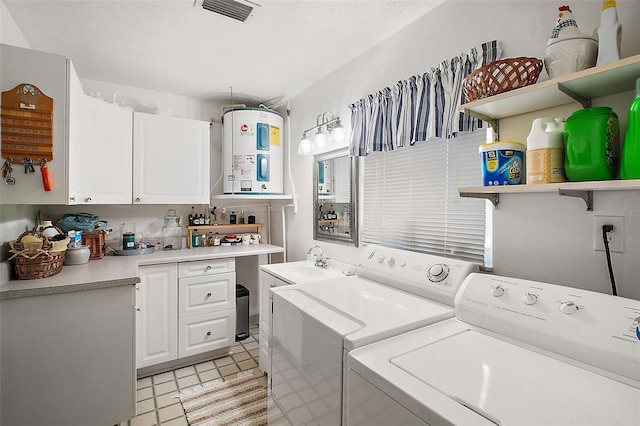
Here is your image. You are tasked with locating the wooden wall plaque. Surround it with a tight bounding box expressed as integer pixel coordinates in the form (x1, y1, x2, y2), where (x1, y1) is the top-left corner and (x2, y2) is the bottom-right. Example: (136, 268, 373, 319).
(1, 83, 54, 164)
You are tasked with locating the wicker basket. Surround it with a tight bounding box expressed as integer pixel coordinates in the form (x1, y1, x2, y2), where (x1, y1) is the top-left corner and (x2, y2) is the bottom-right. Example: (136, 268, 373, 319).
(463, 57, 543, 102)
(9, 228, 68, 280)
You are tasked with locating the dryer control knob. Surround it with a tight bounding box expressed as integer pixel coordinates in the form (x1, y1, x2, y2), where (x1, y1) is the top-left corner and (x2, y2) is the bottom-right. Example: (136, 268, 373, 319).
(377, 255, 385, 264)
(559, 301, 579, 314)
(427, 264, 449, 282)
(522, 292, 538, 305)
(491, 285, 505, 297)
(387, 258, 396, 267)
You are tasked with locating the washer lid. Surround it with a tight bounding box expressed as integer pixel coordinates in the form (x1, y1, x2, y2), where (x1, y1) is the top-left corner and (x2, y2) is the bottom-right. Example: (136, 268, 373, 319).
(391, 330, 640, 426)
(292, 277, 454, 351)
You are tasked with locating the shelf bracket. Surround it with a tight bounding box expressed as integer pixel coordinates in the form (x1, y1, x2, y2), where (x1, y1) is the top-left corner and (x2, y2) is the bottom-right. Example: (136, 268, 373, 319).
(557, 83, 591, 109)
(462, 108, 499, 132)
(459, 192, 499, 208)
(558, 189, 593, 211)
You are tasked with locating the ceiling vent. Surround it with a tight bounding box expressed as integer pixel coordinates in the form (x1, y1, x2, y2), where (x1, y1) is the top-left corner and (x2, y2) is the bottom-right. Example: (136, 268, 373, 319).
(202, 0, 253, 22)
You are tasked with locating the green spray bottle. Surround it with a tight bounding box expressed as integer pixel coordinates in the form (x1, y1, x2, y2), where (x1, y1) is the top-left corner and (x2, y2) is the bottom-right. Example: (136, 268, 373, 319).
(621, 78, 640, 179)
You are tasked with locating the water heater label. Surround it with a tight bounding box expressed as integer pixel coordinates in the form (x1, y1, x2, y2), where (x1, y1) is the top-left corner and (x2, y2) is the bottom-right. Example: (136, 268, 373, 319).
(233, 154, 256, 177)
(271, 126, 281, 146)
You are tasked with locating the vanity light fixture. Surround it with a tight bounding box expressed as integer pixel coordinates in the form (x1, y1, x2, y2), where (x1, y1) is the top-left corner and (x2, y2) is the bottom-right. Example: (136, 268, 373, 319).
(298, 111, 347, 155)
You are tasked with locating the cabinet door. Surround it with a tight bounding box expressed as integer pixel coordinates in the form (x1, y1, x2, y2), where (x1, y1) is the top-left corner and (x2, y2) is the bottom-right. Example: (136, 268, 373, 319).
(136, 264, 178, 369)
(68, 95, 132, 204)
(133, 112, 210, 204)
(0, 44, 69, 204)
(259, 271, 276, 334)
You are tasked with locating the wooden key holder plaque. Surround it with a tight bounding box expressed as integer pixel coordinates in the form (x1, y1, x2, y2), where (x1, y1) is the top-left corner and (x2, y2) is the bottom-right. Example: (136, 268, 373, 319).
(1, 83, 54, 165)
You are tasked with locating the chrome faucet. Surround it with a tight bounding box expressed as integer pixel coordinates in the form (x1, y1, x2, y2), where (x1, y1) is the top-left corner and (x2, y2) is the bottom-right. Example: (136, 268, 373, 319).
(307, 245, 327, 269)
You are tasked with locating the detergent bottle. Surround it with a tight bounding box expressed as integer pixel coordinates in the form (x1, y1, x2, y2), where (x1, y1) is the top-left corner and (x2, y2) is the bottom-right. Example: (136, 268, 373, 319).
(596, 0, 622, 66)
(526, 117, 566, 184)
(620, 78, 640, 179)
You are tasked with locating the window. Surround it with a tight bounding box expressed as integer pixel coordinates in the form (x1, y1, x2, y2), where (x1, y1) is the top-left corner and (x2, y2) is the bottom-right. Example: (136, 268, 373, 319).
(361, 130, 491, 266)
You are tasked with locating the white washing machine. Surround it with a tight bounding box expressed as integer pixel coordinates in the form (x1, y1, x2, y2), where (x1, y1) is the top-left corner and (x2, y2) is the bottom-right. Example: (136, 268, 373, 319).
(345, 273, 640, 426)
(269, 244, 479, 425)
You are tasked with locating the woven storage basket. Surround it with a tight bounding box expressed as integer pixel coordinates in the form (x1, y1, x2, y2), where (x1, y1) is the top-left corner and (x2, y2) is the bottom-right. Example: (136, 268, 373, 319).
(9, 228, 68, 280)
(463, 57, 543, 102)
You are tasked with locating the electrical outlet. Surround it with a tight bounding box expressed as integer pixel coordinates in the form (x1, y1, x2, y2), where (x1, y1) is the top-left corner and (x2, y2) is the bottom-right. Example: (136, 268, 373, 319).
(593, 215, 624, 253)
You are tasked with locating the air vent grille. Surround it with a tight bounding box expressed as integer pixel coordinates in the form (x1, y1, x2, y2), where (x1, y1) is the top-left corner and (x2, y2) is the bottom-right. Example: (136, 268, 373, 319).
(202, 0, 253, 22)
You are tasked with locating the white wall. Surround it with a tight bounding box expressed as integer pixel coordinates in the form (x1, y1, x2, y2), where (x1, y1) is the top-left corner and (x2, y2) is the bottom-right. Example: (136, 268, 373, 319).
(286, 0, 640, 299)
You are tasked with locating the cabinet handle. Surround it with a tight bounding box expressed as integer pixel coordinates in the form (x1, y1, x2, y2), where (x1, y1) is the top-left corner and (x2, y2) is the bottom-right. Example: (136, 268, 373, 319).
(69, 196, 76, 202)
(134, 306, 141, 312)
(135, 197, 141, 202)
(206, 331, 212, 336)
(85, 197, 92, 202)
(206, 265, 212, 271)
(206, 292, 212, 298)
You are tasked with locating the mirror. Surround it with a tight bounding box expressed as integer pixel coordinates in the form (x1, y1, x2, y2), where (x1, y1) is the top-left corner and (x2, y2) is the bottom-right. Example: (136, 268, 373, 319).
(313, 148, 359, 246)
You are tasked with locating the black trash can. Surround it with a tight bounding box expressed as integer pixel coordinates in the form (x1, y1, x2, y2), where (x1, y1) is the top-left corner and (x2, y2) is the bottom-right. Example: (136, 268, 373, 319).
(236, 284, 250, 341)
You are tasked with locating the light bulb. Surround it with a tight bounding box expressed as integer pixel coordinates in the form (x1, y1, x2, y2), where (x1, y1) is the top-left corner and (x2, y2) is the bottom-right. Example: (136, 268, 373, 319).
(314, 128, 328, 149)
(331, 125, 346, 145)
(298, 133, 313, 155)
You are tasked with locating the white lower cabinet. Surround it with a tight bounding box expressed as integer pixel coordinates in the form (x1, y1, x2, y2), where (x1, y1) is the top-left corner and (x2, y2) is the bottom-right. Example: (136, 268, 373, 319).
(136, 259, 236, 370)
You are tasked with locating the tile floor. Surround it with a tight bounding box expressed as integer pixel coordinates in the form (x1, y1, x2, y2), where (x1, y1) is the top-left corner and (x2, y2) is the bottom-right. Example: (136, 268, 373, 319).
(122, 323, 267, 426)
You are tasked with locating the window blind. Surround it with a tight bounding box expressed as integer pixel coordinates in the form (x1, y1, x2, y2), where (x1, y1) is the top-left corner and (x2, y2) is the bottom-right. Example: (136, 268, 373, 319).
(361, 130, 488, 264)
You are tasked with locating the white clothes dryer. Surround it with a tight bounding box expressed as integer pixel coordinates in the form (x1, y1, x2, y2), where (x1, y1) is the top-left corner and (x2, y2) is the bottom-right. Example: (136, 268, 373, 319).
(345, 273, 640, 426)
(269, 244, 479, 425)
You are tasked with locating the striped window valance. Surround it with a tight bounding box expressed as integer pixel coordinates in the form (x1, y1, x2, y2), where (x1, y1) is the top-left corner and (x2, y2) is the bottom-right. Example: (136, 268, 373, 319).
(349, 40, 502, 156)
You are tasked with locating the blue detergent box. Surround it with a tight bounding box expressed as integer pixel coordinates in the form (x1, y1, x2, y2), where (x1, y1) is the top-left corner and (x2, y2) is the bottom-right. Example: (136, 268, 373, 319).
(479, 141, 525, 186)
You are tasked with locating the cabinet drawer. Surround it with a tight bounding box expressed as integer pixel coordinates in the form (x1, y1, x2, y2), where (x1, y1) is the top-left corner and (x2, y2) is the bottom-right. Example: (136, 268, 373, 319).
(178, 310, 235, 358)
(179, 258, 235, 278)
(179, 272, 235, 317)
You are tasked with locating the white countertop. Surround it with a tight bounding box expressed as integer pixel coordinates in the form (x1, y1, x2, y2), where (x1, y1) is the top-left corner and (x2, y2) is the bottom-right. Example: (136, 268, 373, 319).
(0, 243, 284, 300)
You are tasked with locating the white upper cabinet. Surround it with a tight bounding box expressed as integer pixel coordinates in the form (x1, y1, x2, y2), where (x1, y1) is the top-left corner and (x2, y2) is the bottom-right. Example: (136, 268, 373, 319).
(68, 95, 133, 204)
(133, 112, 210, 204)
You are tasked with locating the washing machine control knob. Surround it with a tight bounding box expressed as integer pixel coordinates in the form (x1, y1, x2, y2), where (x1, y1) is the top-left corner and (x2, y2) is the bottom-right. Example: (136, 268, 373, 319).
(522, 292, 538, 305)
(377, 255, 385, 264)
(491, 285, 505, 297)
(387, 257, 396, 267)
(427, 264, 449, 282)
(559, 301, 579, 314)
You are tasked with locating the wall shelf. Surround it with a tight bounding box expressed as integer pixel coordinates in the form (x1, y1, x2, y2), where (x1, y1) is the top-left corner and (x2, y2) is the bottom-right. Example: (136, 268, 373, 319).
(211, 194, 293, 200)
(459, 180, 640, 211)
(186, 223, 264, 248)
(460, 54, 640, 123)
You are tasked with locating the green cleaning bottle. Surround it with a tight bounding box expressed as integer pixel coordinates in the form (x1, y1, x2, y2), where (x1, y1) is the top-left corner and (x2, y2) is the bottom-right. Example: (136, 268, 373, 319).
(621, 78, 640, 179)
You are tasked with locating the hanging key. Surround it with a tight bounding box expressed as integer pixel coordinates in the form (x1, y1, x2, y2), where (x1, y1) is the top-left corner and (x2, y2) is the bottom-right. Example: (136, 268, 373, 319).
(22, 158, 35, 174)
(5, 162, 15, 185)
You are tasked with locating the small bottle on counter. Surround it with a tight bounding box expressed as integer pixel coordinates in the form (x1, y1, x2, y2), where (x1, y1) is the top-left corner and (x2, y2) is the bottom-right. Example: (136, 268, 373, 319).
(229, 211, 237, 224)
(213, 232, 221, 246)
(188, 206, 196, 226)
(192, 229, 200, 247)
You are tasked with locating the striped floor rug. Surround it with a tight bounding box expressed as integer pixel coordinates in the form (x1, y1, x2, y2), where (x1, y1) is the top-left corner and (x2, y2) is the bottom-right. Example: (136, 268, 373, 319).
(178, 373, 267, 426)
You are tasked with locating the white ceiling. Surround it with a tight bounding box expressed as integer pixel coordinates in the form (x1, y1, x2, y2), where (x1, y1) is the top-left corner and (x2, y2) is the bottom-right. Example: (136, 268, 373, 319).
(4, 0, 445, 105)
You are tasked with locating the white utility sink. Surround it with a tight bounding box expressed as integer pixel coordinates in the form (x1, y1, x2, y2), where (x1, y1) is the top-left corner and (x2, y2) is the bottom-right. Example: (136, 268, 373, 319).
(261, 260, 351, 284)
